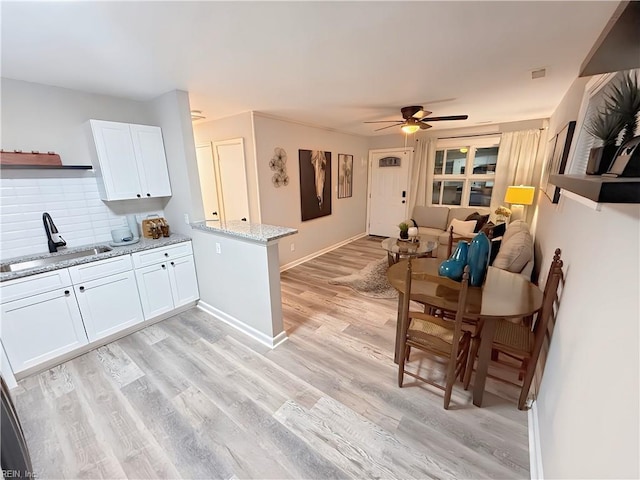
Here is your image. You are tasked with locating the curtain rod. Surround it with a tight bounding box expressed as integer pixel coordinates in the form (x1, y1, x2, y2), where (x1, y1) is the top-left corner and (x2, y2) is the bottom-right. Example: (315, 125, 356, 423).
(433, 128, 546, 140)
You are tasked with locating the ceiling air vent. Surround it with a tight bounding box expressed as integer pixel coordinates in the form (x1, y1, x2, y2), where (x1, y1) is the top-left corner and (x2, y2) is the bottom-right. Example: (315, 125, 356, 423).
(531, 68, 546, 80)
(190, 110, 206, 121)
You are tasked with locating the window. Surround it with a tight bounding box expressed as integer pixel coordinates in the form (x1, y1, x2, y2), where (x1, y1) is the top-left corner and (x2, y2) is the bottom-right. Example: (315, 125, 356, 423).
(430, 137, 500, 207)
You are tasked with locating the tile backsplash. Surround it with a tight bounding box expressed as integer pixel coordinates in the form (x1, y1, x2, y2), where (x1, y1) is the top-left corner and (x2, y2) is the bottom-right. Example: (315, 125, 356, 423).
(0, 175, 165, 260)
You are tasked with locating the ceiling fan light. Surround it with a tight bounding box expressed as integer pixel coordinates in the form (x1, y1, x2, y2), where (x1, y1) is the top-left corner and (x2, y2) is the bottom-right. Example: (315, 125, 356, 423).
(401, 124, 420, 134)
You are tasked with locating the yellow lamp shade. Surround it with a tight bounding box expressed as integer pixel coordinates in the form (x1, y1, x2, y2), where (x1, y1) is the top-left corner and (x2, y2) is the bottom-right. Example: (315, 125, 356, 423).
(504, 185, 535, 205)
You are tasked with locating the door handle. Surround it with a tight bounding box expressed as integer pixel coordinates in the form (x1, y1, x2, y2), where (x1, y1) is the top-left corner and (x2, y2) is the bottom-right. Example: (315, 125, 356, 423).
(402, 191, 406, 198)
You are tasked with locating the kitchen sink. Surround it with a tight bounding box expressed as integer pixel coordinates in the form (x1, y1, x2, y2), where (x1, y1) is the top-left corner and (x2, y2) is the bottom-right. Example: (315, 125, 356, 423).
(0, 246, 112, 273)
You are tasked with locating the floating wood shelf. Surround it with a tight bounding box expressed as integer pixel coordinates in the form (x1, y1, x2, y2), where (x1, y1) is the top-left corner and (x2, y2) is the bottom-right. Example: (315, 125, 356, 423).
(0, 150, 92, 170)
(0, 164, 93, 170)
(550, 174, 640, 203)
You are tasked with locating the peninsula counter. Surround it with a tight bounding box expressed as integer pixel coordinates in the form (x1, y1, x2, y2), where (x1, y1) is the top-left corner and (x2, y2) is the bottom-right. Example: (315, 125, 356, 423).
(190, 220, 297, 348)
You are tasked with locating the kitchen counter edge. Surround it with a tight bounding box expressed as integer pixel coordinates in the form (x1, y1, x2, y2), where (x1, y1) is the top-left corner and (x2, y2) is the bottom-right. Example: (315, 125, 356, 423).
(0, 234, 192, 283)
(190, 220, 297, 243)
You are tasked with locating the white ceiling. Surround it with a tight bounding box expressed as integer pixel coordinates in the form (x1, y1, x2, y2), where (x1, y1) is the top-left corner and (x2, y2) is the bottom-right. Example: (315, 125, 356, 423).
(1, 1, 619, 136)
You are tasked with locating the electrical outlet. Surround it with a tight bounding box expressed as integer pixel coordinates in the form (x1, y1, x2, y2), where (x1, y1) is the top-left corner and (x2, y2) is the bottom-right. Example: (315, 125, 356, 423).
(184, 213, 190, 225)
(215, 243, 221, 254)
(290, 243, 295, 252)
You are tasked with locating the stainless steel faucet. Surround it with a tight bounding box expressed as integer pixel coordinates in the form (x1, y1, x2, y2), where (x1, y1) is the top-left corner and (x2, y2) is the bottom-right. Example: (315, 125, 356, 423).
(42, 212, 66, 253)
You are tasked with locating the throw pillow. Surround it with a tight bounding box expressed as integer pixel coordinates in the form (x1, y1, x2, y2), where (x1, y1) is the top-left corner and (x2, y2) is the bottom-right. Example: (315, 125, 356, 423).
(465, 212, 490, 232)
(448, 218, 477, 237)
(493, 229, 533, 273)
(491, 222, 507, 239)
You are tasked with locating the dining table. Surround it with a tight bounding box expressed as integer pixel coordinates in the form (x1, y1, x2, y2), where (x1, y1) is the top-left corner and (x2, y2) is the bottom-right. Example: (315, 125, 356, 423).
(387, 257, 544, 407)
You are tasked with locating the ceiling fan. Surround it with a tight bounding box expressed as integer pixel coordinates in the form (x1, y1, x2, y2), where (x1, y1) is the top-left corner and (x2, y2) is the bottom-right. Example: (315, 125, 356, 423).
(365, 106, 468, 133)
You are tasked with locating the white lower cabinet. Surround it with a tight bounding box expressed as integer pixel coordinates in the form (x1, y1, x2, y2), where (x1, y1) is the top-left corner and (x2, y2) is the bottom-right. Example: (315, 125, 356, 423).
(168, 255, 199, 308)
(135, 263, 176, 320)
(74, 271, 144, 342)
(0, 241, 199, 378)
(1, 287, 88, 373)
(133, 245, 199, 320)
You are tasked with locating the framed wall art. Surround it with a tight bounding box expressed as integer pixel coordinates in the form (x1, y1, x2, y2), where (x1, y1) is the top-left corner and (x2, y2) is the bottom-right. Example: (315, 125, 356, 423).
(299, 149, 332, 221)
(540, 135, 557, 198)
(545, 121, 576, 203)
(338, 153, 353, 198)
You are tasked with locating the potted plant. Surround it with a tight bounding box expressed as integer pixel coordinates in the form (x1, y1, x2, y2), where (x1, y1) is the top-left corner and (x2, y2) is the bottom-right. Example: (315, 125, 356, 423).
(398, 222, 409, 240)
(494, 206, 511, 224)
(604, 70, 640, 145)
(584, 109, 625, 175)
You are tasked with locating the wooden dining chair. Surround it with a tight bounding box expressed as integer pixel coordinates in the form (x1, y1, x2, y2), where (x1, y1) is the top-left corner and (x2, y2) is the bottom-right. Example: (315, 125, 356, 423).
(463, 248, 564, 410)
(398, 265, 472, 410)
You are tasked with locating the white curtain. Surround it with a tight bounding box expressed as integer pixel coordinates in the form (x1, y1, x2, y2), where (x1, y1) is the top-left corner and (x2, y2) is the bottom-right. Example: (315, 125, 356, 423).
(491, 129, 542, 218)
(409, 137, 436, 213)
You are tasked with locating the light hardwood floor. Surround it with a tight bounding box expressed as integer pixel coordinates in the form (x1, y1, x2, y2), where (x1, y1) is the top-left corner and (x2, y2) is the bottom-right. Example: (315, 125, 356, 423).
(13, 236, 529, 479)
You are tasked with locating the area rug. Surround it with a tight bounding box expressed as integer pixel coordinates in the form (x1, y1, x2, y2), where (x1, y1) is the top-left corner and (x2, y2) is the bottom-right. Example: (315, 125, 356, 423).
(328, 257, 398, 299)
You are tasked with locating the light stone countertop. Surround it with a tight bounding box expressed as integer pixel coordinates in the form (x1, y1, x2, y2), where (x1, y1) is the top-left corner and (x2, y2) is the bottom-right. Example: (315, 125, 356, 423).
(0, 233, 192, 283)
(190, 220, 297, 243)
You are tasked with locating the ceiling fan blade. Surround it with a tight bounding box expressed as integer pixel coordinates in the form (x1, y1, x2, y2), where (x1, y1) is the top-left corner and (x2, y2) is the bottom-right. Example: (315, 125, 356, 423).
(364, 120, 404, 124)
(420, 115, 469, 122)
(413, 110, 432, 119)
(419, 123, 432, 130)
(374, 124, 404, 131)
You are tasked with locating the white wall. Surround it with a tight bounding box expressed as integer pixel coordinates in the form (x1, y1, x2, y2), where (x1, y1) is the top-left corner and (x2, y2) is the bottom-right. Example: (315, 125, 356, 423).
(252, 113, 370, 266)
(533, 78, 640, 479)
(0, 79, 165, 259)
(1, 78, 153, 166)
(192, 112, 261, 223)
(147, 90, 204, 235)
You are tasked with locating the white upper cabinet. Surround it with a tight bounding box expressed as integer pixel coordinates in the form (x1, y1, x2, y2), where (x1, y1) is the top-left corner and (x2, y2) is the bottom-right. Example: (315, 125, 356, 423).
(130, 124, 172, 198)
(90, 120, 172, 201)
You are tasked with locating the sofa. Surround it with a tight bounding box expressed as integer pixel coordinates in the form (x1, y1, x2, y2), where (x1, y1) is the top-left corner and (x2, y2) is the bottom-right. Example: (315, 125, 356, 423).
(410, 206, 534, 280)
(410, 206, 491, 259)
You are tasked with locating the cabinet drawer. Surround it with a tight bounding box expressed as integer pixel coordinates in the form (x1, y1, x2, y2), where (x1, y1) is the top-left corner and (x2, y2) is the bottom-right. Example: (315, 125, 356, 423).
(1, 269, 72, 303)
(69, 255, 133, 284)
(132, 242, 193, 268)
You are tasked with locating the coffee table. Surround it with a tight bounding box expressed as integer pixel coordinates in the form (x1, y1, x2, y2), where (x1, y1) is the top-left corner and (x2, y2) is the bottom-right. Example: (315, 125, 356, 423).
(380, 236, 438, 266)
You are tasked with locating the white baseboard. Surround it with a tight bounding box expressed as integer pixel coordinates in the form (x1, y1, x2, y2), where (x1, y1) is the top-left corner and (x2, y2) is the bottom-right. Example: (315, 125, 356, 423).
(528, 399, 544, 480)
(197, 301, 288, 349)
(280, 232, 368, 272)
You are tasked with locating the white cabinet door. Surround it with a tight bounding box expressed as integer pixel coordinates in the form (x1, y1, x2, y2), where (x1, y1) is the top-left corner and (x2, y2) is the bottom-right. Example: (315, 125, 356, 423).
(1, 289, 88, 373)
(74, 271, 144, 342)
(90, 120, 144, 200)
(168, 255, 200, 308)
(134, 263, 174, 320)
(130, 124, 172, 198)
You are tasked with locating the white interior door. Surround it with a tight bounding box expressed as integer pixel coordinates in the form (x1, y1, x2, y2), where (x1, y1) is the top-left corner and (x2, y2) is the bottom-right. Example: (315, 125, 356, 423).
(214, 138, 250, 222)
(196, 143, 221, 220)
(367, 148, 413, 237)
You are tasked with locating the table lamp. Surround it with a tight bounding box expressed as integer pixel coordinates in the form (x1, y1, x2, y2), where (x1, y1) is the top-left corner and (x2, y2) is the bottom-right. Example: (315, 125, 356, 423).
(504, 185, 535, 222)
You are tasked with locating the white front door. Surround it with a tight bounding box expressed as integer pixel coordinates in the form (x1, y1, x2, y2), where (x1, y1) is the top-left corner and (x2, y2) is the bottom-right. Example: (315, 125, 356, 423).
(367, 148, 413, 237)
